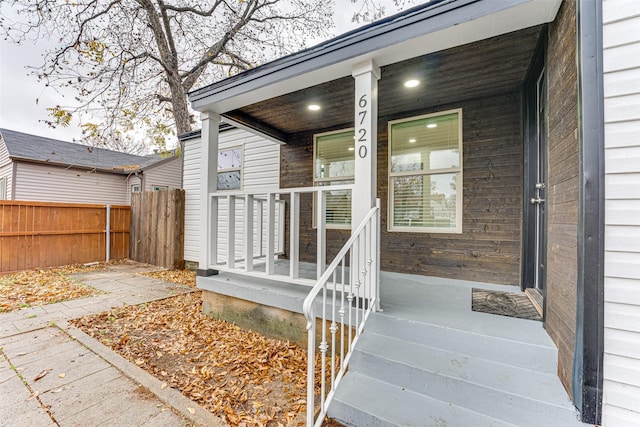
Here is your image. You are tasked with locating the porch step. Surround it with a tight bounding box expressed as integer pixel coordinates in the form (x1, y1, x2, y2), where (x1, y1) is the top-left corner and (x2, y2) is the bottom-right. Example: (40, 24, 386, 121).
(329, 372, 519, 427)
(366, 313, 559, 375)
(328, 313, 587, 427)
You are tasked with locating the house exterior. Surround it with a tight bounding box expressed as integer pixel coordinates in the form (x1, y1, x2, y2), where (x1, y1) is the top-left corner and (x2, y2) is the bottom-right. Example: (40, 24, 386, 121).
(0, 129, 181, 205)
(186, 0, 637, 425)
(179, 125, 281, 267)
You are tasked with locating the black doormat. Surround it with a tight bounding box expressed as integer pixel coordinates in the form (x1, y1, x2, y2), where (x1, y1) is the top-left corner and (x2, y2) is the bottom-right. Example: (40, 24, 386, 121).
(472, 289, 542, 321)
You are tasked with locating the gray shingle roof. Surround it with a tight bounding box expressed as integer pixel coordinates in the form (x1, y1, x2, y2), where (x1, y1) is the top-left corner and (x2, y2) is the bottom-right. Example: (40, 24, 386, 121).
(0, 128, 162, 173)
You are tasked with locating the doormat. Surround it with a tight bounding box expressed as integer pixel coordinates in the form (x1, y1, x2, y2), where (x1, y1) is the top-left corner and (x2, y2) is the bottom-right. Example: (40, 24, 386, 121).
(472, 289, 542, 321)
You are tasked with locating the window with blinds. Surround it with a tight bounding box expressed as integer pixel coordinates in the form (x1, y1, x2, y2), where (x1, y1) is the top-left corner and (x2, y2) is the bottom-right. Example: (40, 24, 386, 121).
(217, 146, 243, 191)
(388, 109, 463, 233)
(313, 129, 355, 228)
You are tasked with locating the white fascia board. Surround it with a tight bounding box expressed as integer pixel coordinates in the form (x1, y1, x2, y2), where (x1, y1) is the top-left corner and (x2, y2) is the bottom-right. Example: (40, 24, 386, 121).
(190, 0, 561, 114)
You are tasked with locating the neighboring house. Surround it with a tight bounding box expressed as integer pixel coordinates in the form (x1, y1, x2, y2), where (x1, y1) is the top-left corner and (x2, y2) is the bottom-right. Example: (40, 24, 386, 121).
(186, 0, 635, 426)
(180, 124, 281, 267)
(0, 129, 182, 205)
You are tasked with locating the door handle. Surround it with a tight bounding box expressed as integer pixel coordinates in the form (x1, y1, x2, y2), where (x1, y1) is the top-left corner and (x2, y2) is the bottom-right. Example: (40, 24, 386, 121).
(531, 197, 545, 204)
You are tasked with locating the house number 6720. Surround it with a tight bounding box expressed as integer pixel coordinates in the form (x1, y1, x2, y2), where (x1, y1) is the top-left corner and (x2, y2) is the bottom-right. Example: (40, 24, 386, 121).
(357, 94, 368, 159)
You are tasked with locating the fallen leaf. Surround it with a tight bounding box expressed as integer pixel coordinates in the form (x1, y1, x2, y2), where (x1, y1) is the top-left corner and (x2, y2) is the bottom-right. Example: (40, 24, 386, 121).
(161, 382, 167, 390)
(26, 390, 39, 400)
(187, 407, 196, 415)
(51, 387, 68, 393)
(135, 358, 145, 365)
(34, 369, 50, 381)
(58, 373, 65, 378)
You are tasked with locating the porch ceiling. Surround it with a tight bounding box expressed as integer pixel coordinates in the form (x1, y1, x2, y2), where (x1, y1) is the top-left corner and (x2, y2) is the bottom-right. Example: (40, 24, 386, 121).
(225, 25, 543, 138)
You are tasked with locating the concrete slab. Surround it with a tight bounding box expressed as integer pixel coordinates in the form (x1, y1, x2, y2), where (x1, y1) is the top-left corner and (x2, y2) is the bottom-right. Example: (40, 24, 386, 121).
(0, 262, 208, 427)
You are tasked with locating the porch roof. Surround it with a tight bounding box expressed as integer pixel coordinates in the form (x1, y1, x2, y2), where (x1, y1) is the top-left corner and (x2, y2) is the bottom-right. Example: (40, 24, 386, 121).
(189, 0, 561, 141)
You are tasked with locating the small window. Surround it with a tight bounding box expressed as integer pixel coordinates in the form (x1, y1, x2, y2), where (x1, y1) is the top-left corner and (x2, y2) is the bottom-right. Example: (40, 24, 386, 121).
(131, 184, 141, 193)
(217, 146, 243, 191)
(313, 129, 355, 228)
(388, 109, 463, 233)
(152, 185, 168, 191)
(0, 177, 6, 200)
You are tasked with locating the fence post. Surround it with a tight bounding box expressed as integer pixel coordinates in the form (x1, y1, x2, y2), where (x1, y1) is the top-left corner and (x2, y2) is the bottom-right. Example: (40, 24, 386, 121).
(106, 204, 111, 262)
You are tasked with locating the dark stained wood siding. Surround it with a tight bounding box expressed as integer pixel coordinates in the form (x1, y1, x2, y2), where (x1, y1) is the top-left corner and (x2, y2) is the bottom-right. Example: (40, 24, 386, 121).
(281, 89, 524, 285)
(545, 0, 578, 398)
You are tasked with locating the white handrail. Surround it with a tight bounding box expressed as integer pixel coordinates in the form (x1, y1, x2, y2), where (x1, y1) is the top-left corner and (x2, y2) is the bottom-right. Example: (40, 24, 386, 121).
(303, 199, 380, 427)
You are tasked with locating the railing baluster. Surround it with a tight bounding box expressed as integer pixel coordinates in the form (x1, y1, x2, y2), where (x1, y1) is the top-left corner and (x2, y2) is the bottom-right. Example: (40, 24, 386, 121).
(331, 270, 337, 388)
(306, 305, 316, 427)
(353, 235, 360, 331)
(244, 194, 254, 272)
(320, 283, 328, 411)
(340, 258, 346, 364)
(227, 195, 235, 269)
(317, 190, 326, 280)
(210, 195, 218, 266)
(290, 191, 300, 280)
(256, 200, 264, 258)
(266, 193, 276, 275)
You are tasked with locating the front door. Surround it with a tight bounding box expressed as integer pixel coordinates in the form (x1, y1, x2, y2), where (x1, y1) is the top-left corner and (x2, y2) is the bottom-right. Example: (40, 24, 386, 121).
(522, 41, 547, 316)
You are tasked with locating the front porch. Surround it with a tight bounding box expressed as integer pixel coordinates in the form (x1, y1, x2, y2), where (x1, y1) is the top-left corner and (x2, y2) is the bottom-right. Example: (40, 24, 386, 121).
(198, 268, 586, 426)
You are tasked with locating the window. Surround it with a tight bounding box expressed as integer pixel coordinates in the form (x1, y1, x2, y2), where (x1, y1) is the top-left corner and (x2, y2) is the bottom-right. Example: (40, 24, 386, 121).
(152, 185, 168, 191)
(313, 129, 355, 228)
(217, 146, 243, 191)
(0, 177, 5, 200)
(131, 184, 141, 193)
(388, 109, 463, 233)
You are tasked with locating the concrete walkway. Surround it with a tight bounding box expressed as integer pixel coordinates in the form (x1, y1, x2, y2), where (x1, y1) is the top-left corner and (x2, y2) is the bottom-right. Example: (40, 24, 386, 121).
(0, 262, 225, 427)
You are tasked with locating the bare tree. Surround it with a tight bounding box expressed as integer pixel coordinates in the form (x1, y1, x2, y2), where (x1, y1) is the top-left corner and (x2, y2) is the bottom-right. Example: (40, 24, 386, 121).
(1, 0, 332, 152)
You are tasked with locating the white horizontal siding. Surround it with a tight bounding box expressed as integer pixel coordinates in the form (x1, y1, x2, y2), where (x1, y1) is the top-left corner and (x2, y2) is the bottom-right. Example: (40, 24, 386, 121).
(603, 1, 640, 425)
(182, 129, 281, 264)
(0, 138, 12, 200)
(143, 157, 182, 191)
(14, 162, 129, 205)
(183, 137, 202, 263)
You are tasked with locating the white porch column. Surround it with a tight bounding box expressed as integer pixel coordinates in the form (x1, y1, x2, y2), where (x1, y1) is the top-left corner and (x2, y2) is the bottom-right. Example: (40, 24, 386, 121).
(198, 111, 221, 276)
(352, 60, 380, 226)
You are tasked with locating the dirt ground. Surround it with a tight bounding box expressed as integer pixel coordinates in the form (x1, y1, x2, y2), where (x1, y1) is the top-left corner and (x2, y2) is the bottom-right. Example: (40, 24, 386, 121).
(71, 269, 341, 427)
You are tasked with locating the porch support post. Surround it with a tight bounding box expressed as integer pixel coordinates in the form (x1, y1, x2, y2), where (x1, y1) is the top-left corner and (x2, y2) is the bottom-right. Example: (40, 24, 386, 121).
(351, 60, 380, 227)
(197, 111, 221, 277)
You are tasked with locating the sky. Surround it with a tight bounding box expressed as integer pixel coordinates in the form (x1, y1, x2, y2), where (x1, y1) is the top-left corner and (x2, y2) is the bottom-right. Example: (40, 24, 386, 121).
(0, 1, 410, 147)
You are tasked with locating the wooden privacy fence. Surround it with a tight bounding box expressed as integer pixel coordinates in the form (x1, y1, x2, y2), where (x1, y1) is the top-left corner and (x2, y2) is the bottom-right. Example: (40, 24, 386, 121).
(0, 200, 130, 273)
(130, 189, 184, 269)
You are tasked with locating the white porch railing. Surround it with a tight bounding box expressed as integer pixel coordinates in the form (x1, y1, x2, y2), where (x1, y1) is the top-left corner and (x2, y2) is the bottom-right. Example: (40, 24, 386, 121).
(206, 185, 354, 283)
(302, 199, 381, 427)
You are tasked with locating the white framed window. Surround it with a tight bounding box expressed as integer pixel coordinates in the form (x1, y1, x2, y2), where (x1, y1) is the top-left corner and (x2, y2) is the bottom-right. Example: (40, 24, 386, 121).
(0, 177, 5, 200)
(313, 129, 355, 229)
(388, 109, 463, 233)
(217, 146, 243, 191)
(131, 184, 141, 193)
(152, 185, 168, 191)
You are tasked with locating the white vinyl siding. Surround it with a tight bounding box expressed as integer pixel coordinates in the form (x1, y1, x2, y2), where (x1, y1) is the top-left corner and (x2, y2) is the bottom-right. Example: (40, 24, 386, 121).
(14, 162, 129, 204)
(603, 1, 640, 426)
(182, 128, 280, 264)
(127, 175, 142, 204)
(0, 138, 12, 200)
(142, 157, 182, 192)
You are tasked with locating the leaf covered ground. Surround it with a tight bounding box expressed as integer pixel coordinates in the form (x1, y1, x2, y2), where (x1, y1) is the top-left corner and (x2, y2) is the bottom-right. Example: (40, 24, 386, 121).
(71, 269, 339, 427)
(0, 263, 106, 313)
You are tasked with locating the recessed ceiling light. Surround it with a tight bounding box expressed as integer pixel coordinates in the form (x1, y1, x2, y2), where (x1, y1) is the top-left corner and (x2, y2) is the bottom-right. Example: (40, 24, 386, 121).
(308, 104, 321, 111)
(404, 79, 420, 88)
(427, 123, 438, 128)
(348, 147, 355, 151)
(408, 138, 417, 143)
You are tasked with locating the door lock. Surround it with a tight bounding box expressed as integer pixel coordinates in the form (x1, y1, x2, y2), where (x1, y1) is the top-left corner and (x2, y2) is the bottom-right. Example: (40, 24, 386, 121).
(535, 182, 546, 189)
(531, 197, 545, 204)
